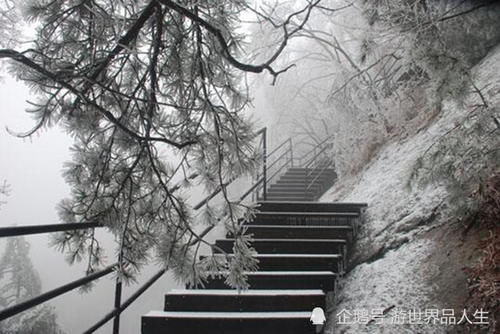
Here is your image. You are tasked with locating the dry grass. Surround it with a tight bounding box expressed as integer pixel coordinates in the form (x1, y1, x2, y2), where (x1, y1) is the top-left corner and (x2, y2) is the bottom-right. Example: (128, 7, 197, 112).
(462, 170, 500, 333)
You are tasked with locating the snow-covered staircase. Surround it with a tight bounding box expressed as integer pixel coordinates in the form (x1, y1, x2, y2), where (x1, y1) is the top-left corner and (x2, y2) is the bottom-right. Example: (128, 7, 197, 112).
(142, 169, 366, 334)
(266, 167, 337, 201)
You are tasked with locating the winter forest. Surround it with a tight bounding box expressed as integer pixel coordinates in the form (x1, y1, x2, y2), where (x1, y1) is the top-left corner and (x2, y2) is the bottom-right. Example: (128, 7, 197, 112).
(0, 0, 499, 333)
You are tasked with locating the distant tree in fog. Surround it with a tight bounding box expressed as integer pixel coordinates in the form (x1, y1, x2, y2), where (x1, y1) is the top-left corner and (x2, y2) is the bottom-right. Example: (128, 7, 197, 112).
(0, 236, 65, 334)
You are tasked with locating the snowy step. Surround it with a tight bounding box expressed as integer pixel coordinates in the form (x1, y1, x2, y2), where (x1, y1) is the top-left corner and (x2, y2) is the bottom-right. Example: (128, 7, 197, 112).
(168, 289, 324, 295)
(286, 168, 335, 174)
(250, 211, 358, 226)
(277, 175, 334, 183)
(274, 179, 329, 187)
(200, 271, 336, 291)
(232, 224, 353, 239)
(254, 211, 359, 217)
(215, 238, 346, 254)
(265, 191, 316, 197)
(257, 201, 367, 213)
(164, 289, 325, 312)
(265, 195, 316, 202)
(287, 167, 335, 171)
(268, 185, 321, 192)
(264, 197, 316, 202)
(279, 173, 333, 180)
(273, 180, 313, 186)
(201, 254, 343, 272)
(264, 194, 316, 199)
(142, 311, 317, 334)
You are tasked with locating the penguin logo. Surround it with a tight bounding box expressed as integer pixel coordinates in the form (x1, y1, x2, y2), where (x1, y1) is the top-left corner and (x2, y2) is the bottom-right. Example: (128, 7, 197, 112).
(310, 307, 326, 325)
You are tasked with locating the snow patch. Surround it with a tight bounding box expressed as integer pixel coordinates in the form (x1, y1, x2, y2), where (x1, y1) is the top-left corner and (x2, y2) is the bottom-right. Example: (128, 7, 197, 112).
(330, 239, 444, 334)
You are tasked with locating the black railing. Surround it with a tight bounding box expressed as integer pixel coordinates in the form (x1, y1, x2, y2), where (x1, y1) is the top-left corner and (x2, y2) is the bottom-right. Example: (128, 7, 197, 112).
(0, 221, 103, 238)
(0, 127, 335, 333)
(256, 134, 334, 200)
(303, 138, 335, 196)
(0, 263, 116, 322)
(0, 126, 270, 333)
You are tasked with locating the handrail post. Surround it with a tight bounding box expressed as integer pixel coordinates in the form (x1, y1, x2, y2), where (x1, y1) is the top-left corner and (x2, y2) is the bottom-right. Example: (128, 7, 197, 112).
(289, 138, 294, 167)
(313, 147, 317, 168)
(262, 128, 267, 200)
(112, 277, 122, 334)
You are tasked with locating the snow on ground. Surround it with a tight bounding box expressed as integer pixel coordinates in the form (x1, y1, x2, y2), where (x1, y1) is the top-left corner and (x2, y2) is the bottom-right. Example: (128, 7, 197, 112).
(320, 97, 461, 258)
(325, 239, 444, 334)
(321, 45, 500, 334)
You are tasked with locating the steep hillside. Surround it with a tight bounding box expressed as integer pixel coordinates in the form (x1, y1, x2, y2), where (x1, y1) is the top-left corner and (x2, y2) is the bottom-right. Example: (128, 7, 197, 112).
(321, 42, 499, 334)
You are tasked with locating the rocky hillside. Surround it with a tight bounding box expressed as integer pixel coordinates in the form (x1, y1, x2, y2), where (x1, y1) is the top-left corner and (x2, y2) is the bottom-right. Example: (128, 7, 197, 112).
(322, 44, 499, 334)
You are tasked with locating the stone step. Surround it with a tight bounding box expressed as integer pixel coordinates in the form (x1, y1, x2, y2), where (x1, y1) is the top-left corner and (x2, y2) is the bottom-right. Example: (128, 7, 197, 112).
(264, 196, 316, 202)
(250, 211, 358, 226)
(265, 191, 317, 197)
(284, 167, 334, 172)
(141, 168, 364, 334)
(279, 173, 335, 180)
(231, 224, 353, 239)
(215, 238, 346, 254)
(277, 176, 333, 184)
(164, 289, 325, 312)
(142, 311, 317, 334)
(264, 194, 316, 199)
(200, 271, 336, 291)
(286, 167, 335, 172)
(274, 178, 329, 184)
(268, 185, 321, 192)
(257, 201, 367, 214)
(202, 254, 343, 272)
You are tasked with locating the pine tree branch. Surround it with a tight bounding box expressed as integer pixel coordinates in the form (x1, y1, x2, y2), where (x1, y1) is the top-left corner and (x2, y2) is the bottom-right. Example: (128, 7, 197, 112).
(0, 49, 195, 149)
(158, 0, 321, 82)
(82, 1, 156, 91)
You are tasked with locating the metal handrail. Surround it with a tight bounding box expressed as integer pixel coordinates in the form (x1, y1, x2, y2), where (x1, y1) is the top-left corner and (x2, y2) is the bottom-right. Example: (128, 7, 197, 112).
(0, 221, 103, 238)
(267, 137, 291, 158)
(0, 126, 272, 333)
(238, 177, 265, 202)
(0, 125, 336, 333)
(83, 268, 166, 334)
(260, 137, 294, 195)
(167, 171, 199, 193)
(192, 177, 236, 210)
(266, 157, 293, 186)
(304, 141, 330, 169)
(188, 175, 266, 247)
(291, 136, 330, 165)
(303, 139, 334, 198)
(305, 158, 334, 193)
(301, 136, 333, 167)
(267, 149, 291, 171)
(0, 263, 117, 322)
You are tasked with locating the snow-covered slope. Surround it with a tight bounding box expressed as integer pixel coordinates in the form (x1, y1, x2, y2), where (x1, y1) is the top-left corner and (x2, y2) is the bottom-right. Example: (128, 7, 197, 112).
(321, 45, 500, 334)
